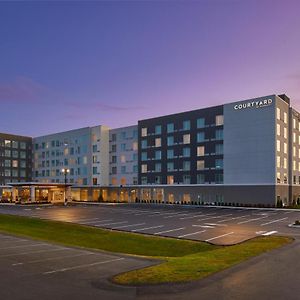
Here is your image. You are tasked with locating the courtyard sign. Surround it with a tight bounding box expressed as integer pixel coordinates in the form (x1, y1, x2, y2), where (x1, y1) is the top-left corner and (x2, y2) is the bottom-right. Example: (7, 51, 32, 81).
(234, 98, 273, 110)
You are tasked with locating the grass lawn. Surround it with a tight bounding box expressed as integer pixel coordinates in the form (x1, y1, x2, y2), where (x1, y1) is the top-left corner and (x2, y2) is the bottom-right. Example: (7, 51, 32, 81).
(0, 214, 293, 285)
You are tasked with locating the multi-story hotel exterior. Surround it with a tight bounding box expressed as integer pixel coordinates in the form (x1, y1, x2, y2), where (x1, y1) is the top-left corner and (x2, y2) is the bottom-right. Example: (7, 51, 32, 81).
(33, 126, 110, 186)
(109, 125, 138, 186)
(0, 133, 32, 185)
(2, 93, 300, 207)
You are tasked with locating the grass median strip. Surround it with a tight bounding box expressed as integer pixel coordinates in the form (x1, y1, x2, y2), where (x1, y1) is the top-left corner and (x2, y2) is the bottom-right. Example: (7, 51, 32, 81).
(0, 214, 293, 285)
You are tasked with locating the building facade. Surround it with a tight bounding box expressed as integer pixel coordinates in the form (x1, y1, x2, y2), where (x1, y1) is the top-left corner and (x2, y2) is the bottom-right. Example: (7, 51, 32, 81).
(0, 133, 32, 185)
(109, 125, 138, 186)
(33, 126, 109, 186)
(138, 94, 300, 206)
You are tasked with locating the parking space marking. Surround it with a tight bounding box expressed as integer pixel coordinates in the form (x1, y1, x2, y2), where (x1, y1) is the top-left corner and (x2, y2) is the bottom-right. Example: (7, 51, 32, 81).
(131, 225, 164, 232)
(217, 215, 249, 223)
(180, 214, 203, 220)
(164, 214, 188, 219)
(205, 232, 234, 242)
(80, 219, 112, 224)
(178, 230, 206, 238)
(260, 217, 288, 226)
(0, 243, 46, 250)
(237, 216, 269, 224)
(204, 223, 228, 227)
(43, 257, 124, 275)
(154, 227, 185, 235)
(193, 225, 214, 228)
(0, 247, 67, 258)
(262, 231, 278, 236)
(112, 223, 146, 229)
(12, 252, 95, 266)
(95, 221, 128, 227)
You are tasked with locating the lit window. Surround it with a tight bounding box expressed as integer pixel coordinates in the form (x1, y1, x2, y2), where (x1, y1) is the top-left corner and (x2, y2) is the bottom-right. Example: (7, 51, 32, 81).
(284, 158, 287, 169)
(277, 156, 281, 168)
(215, 115, 224, 126)
(167, 175, 174, 184)
(293, 161, 296, 171)
(183, 134, 190, 144)
(276, 140, 280, 152)
(277, 172, 281, 183)
(276, 107, 280, 120)
(141, 164, 147, 173)
(293, 146, 296, 157)
(197, 146, 205, 156)
(141, 128, 147, 137)
(284, 143, 287, 154)
(293, 118, 297, 129)
(284, 112, 287, 123)
(284, 127, 287, 139)
(132, 142, 138, 151)
(155, 138, 161, 147)
(197, 160, 205, 170)
(12, 160, 18, 168)
(277, 124, 280, 136)
(293, 133, 296, 143)
(121, 155, 126, 163)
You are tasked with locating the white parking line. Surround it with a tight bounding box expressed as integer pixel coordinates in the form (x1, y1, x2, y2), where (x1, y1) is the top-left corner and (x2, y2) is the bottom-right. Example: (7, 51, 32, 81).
(237, 216, 268, 224)
(80, 219, 112, 224)
(217, 215, 249, 223)
(0, 247, 68, 258)
(43, 257, 124, 275)
(205, 232, 234, 242)
(12, 252, 95, 266)
(178, 230, 206, 238)
(180, 214, 203, 220)
(192, 225, 214, 228)
(260, 217, 288, 226)
(112, 223, 146, 229)
(204, 223, 228, 227)
(262, 231, 278, 236)
(154, 227, 185, 235)
(0, 243, 46, 250)
(95, 221, 128, 227)
(131, 225, 164, 232)
(164, 214, 189, 219)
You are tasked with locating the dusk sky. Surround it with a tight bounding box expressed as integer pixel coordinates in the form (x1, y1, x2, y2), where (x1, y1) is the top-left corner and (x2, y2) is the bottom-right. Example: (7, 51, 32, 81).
(1, 0, 300, 137)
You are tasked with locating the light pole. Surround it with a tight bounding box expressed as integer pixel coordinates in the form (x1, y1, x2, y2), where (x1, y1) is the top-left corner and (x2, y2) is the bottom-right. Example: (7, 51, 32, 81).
(62, 168, 70, 206)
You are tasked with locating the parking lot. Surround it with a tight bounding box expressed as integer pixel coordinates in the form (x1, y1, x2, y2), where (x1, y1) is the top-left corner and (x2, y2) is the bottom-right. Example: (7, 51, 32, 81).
(0, 232, 154, 300)
(1, 203, 300, 245)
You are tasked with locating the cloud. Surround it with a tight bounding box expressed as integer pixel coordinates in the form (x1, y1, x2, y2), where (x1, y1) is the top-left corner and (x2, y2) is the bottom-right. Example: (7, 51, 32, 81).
(0, 76, 46, 104)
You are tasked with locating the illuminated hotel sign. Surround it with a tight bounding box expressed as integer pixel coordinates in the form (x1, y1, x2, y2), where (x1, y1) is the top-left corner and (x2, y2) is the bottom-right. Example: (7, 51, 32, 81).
(234, 98, 273, 110)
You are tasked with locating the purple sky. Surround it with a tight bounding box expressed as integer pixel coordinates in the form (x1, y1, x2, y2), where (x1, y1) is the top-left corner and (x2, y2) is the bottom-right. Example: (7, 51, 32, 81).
(1, 0, 300, 137)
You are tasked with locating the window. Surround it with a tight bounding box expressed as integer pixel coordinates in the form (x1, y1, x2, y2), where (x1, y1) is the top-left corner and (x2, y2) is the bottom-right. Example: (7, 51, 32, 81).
(183, 161, 190, 171)
(293, 118, 297, 129)
(183, 120, 190, 131)
(132, 142, 138, 151)
(141, 177, 147, 184)
(277, 124, 280, 136)
(215, 129, 223, 140)
(197, 160, 205, 170)
(183, 147, 190, 157)
(167, 175, 174, 184)
(155, 125, 162, 135)
(284, 127, 287, 139)
(12, 150, 18, 158)
(293, 146, 296, 157)
(215, 159, 223, 169)
(12, 160, 18, 168)
(112, 133, 117, 141)
(215, 115, 224, 126)
(167, 162, 174, 172)
(197, 118, 205, 128)
(120, 155, 126, 163)
(197, 174, 205, 184)
(133, 165, 138, 173)
(167, 123, 174, 133)
(155, 150, 161, 160)
(215, 174, 224, 184)
(283, 158, 287, 169)
(93, 167, 97, 175)
(111, 167, 117, 174)
(5, 160, 11, 167)
(167, 149, 174, 159)
(183, 175, 190, 184)
(141, 152, 147, 161)
(141, 140, 147, 149)
(197, 132, 205, 143)
(5, 150, 11, 157)
(276, 140, 281, 152)
(277, 172, 281, 183)
(121, 143, 126, 151)
(284, 112, 287, 123)
(92, 145, 97, 152)
(12, 141, 18, 148)
(183, 134, 190, 144)
(5, 140, 11, 147)
(277, 156, 281, 168)
(155, 138, 161, 147)
(133, 153, 138, 161)
(141, 164, 147, 173)
(141, 127, 147, 137)
(121, 166, 126, 174)
(215, 144, 223, 154)
(155, 176, 161, 184)
(20, 142, 26, 149)
(277, 107, 280, 120)
(121, 131, 126, 139)
(111, 145, 117, 152)
(293, 133, 296, 143)
(167, 136, 174, 146)
(197, 146, 205, 156)
(155, 163, 161, 172)
(284, 142, 287, 154)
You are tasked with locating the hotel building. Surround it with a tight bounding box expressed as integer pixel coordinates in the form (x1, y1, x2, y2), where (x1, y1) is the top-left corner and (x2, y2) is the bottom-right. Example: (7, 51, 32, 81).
(33, 126, 110, 186)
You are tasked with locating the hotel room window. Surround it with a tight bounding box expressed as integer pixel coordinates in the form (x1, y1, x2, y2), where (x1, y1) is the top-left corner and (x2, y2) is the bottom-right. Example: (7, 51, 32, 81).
(183, 134, 190, 144)
(183, 120, 190, 131)
(167, 149, 174, 159)
(155, 125, 162, 135)
(183, 161, 190, 171)
(141, 152, 147, 161)
(215, 129, 223, 140)
(215, 144, 223, 154)
(167, 162, 174, 172)
(276, 107, 280, 120)
(277, 124, 280, 136)
(155, 138, 161, 147)
(167, 175, 174, 184)
(167, 123, 174, 133)
(155, 150, 161, 160)
(141, 127, 147, 137)
(141, 140, 147, 149)
(284, 112, 287, 123)
(167, 136, 174, 146)
(215, 115, 224, 126)
(276, 140, 280, 152)
(183, 147, 190, 157)
(215, 159, 223, 169)
(197, 132, 205, 143)
(197, 146, 205, 156)
(141, 164, 147, 173)
(197, 118, 205, 128)
(183, 175, 190, 184)
(197, 174, 205, 184)
(197, 160, 205, 170)
(155, 163, 161, 172)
